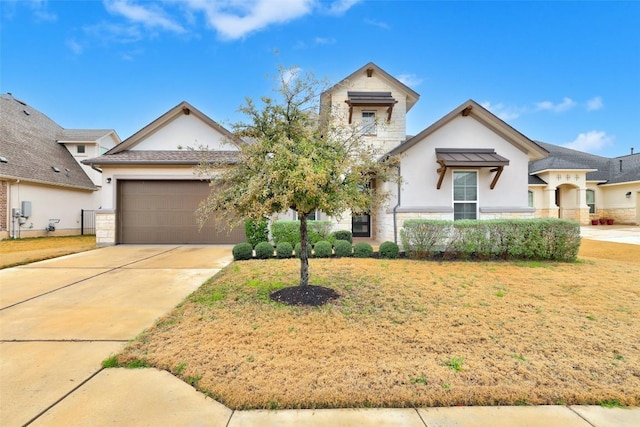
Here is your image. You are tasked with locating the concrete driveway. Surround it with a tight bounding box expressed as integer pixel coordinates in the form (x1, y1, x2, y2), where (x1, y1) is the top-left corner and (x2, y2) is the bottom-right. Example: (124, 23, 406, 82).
(0, 245, 234, 427)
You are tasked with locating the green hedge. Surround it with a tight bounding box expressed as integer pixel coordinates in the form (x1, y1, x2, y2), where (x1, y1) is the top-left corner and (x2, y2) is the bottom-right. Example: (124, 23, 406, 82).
(254, 242, 274, 259)
(332, 230, 353, 244)
(271, 220, 332, 246)
(400, 219, 580, 261)
(314, 240, 333, 258)
(379, 241, 400, 259)
(353, 242, 373, 258)
(232, 243, 253, 261)
(333, 240, 353, 258)
(276, 242, 293, 259)
(244, 217, 269, 247)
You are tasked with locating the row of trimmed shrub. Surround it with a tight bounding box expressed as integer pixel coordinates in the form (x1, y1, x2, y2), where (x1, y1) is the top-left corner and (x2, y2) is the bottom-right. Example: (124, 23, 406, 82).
(233, 240, 401, 261)
(399, 218, 580, 261)
(244, 218, 354, 247)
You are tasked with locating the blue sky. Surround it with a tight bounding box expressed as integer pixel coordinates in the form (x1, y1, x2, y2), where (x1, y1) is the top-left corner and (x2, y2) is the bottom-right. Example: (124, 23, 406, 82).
(2, 0, 639, 157)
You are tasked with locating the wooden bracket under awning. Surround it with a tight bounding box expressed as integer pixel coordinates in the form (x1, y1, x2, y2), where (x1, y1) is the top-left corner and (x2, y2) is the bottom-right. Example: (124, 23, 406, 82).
(435, 148, 510, 190)
(345, 91, 397, 124)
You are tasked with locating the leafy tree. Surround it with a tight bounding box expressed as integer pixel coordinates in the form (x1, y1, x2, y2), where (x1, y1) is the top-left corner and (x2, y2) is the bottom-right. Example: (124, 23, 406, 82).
(197, 67, 398, 287)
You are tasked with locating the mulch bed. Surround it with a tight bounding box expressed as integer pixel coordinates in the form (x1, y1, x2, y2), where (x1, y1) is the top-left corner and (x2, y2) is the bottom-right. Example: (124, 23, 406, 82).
(270, 285, 340, 306)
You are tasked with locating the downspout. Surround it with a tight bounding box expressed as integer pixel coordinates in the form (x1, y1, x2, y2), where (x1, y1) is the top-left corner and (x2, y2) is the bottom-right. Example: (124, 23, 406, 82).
(392, 164, 401, 244)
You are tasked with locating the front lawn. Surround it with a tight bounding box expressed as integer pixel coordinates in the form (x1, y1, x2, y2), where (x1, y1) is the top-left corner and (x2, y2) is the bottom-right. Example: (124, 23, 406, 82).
(116, 240, 640, 409)
(0, 235, 96, 268)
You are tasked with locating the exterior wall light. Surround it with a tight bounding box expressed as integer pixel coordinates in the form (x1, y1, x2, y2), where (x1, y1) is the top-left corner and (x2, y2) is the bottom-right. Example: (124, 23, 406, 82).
(626, 191, 632, 198)
(106, 178, 112, 184)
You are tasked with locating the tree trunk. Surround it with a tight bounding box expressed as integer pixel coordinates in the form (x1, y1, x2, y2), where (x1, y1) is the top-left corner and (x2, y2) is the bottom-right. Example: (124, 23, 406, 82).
(299, 214, 309, 287)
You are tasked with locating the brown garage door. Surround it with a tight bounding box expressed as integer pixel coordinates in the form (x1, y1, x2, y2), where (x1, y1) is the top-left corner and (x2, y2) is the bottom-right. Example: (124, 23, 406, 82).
(117, 180, 245, 244)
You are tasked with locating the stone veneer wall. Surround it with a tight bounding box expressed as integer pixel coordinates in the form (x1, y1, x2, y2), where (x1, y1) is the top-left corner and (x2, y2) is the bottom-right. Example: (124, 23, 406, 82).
(559, 208, 590, 225)
(96, 210, 116, 246)
(597, 208, 637, 225)
(535, 208, 559, 219)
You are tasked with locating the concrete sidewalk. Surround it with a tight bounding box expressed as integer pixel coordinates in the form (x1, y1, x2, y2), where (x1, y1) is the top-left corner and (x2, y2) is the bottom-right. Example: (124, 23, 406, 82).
(580, 225, 640, 245)
(1, 244, 638, 426)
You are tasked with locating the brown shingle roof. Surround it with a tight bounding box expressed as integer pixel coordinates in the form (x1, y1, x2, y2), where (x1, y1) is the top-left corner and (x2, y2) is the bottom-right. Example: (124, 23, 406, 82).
(58, 129, 115, 142)
(82, 150, 239, 166)
(0, 94, 98, 190)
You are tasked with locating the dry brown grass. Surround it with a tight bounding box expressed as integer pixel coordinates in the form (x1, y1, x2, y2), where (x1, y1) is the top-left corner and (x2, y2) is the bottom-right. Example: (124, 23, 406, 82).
(118, 238, 640, 409)
(0, 235, 96, 268)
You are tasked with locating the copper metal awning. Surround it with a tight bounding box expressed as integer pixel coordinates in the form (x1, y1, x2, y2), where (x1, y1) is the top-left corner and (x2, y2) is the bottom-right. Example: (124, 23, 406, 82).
(435, 148, 510, 190)
(345, 91, 397, 123)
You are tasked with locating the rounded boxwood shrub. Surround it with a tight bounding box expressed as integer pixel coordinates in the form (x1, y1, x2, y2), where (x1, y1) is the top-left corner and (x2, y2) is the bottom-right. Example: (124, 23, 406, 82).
(379, 241, 400, 259)
(275, 242, 293, 259)
(333, 239, 352, 258)
(254, 242, 274, 259)
(332, 230, 353, 244)
(353, 242, 373, 258)
(294, 242, 311, 258)
(232, 242, 253, 261)
(314, 240, 332, 258)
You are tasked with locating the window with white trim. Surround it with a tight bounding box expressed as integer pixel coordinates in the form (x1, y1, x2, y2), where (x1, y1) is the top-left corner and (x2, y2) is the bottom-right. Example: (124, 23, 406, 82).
(77, 145, 85, 154)
(361, 111, 376, 135)
(586, 189, 595, 214)
(528, 190, 534, 208)
(453, 171, 477, 220)
(294, 210, 318, 221)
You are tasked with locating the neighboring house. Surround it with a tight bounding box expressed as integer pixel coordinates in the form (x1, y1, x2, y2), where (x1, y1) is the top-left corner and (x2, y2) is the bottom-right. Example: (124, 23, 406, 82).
(0, 93, 120, 239)
(82, 62, 639, 246)
(529, 142, 640, 225)
(82, 101, 245, 245)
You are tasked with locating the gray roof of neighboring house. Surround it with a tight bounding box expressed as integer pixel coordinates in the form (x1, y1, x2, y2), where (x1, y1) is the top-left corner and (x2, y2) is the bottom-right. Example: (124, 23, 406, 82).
(529, 141, 640, 184)
(82, 150, 239, 166)
(0, 93, 102, 190)
(58, 129, 115, 142)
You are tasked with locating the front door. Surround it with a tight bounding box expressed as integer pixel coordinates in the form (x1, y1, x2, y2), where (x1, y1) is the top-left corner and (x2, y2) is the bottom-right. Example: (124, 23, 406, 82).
(352, 214, 371, 238)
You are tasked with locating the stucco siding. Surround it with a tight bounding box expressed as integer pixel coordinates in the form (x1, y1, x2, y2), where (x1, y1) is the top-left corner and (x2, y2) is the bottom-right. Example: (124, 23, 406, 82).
(5, 181, 99, 238)
(399, 116, 531, 210)
(134, 114, 233, 151)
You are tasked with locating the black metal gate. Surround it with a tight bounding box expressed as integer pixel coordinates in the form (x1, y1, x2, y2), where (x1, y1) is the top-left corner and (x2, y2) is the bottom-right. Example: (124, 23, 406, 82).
(81, 209, 96, 235)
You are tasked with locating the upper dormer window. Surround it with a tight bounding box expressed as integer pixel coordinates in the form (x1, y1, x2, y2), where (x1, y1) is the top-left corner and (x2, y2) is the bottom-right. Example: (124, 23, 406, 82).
(77, 145, 86, 154)
(362, 111, 376, 135)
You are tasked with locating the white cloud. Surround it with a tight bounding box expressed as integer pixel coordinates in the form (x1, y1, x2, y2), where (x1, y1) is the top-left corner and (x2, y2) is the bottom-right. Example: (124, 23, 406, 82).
(535, 97, 576, 113)
(324, 0, 361, 15)
(314, 37, 336, 45)
(183, 0, 314, 40)
(66, 39, 84, 54)
(29, 0, 57, 22)
(480, 101, 522, 121)
(563, 130, 614, 152)
(104, 0, 185, 33)
(586, 96, 604, 111)
(396, 73, 423, 88)
(83, 22, 144, 44)
(281, 67, 301, 85)
(364, 18, 390, 29)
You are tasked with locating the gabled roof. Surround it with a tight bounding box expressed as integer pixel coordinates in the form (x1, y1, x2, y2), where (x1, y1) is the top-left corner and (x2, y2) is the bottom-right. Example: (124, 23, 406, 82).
(387, 99, 549, 161)
(107, 101, 239, 154)
(0, 93, 106, 191)
(83, 150, 239, 166)
(321, 62, 420, 112)
(529, 141, 640, 184)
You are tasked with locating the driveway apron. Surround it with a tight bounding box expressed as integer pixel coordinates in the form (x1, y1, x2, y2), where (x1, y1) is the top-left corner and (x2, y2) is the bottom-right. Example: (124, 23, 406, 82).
(0, 245, 233, 427)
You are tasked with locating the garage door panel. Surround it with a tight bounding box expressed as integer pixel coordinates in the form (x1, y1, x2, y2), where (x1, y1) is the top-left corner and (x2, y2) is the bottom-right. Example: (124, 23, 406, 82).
(118, 180, 245, 244)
